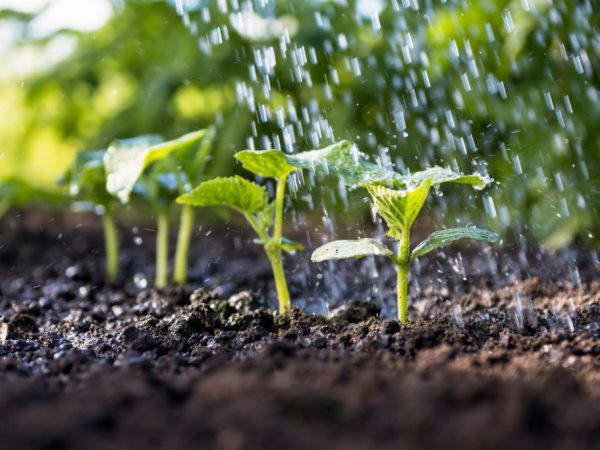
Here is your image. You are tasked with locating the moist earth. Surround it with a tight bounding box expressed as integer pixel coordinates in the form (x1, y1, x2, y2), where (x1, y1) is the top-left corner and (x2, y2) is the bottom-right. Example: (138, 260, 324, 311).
(0, 212, 599, 450)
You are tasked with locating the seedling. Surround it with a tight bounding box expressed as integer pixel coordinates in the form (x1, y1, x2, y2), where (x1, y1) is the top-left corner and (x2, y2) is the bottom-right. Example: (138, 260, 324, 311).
(60, 151, 119, 281)
(177, 146, 358, 313)
(310, 144, 500, 323)
(104, 128, 214, 288)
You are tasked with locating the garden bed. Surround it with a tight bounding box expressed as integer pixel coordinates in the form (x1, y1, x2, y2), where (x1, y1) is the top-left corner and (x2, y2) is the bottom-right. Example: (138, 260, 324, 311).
(1, 212, 599, 450)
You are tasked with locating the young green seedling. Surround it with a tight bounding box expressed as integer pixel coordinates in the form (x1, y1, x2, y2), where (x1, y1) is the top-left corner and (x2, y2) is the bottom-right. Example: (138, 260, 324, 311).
(60, 151, 120, 281)
(177, 150, 310, 313)
(310, 145, 500, 323)
(104, 128, 214, 288)
(178, 144, 367, 313)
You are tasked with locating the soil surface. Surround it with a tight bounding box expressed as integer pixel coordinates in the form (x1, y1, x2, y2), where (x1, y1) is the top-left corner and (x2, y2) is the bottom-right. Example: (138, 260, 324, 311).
(0, 211, 599, 450)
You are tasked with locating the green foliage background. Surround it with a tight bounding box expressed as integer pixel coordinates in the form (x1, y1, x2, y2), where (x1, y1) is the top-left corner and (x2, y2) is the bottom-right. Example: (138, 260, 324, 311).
(1, 0, 598, 246)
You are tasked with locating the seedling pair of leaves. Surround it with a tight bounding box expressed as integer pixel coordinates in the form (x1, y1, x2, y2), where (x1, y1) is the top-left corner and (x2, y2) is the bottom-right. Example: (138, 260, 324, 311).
(310, 143, 500, 322)
(103, 127, 215, 288)
(176, 144, 370, 313)
(178, 150, 311, 314)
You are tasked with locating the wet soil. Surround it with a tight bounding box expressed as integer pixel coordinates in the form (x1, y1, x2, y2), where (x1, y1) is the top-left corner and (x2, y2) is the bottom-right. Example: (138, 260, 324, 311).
(0, 211, 599, 450)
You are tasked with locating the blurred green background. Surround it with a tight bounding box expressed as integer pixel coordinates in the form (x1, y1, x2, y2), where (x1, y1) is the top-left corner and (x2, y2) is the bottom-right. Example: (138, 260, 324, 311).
(1, 0, 598, 247)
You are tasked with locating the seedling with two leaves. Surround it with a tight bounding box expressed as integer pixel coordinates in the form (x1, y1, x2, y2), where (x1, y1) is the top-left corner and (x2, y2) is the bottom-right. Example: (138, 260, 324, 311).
(309, 142, 501, 323)
(103, 127, 215, 287)
(177, 145, 361, 313)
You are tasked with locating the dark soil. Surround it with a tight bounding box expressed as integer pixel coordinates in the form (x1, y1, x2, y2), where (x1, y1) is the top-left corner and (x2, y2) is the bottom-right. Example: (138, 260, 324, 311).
(0, 211, 599, 450)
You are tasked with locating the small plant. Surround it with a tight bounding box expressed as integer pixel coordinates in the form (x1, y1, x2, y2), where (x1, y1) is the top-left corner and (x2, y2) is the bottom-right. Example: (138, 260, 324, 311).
(60, 151, 119, 281)
(177, 149, 311, 313)
(104, 128, 214, 288)
(310, 144, 501, 323)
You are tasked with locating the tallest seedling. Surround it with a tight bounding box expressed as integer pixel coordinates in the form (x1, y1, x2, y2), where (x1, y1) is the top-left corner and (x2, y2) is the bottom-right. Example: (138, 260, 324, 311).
(177, 150, 306, 313)
(177, 145, 352, 313)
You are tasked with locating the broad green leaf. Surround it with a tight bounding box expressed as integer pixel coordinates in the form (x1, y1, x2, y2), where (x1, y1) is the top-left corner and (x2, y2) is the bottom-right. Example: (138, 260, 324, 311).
(170, 127, 215, 186)
(411, 227, 501, 260)
(176, 176, 269, 215)
(396, 167, 491, 190)
(287, 140, 394, 188)
(366, 178, 432, 240)
(235, 149, 299, 179)
(104, 129, 211, 203)
(254, 237, 305, 254)
(236, 141, 397, 188)
(284, 141, 489, 191)
(311, 238, 394, 262)
(104, 135, 164, 203)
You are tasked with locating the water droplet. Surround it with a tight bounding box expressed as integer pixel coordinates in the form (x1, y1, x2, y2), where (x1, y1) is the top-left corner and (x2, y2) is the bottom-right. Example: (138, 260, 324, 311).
(133, 273, 148, 290)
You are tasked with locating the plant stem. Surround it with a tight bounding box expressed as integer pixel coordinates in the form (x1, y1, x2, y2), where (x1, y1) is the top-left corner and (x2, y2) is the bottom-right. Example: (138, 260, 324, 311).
(155, 209, 169, 289)
(267, 249, 291, 314)
(101, 208, 119, 282)
(173, 204, 194, 284)
(273, 177, 286, 243)
(396, 263, 409, 323)
(271, 176, 291, 313)
(396, 228, 411, 323)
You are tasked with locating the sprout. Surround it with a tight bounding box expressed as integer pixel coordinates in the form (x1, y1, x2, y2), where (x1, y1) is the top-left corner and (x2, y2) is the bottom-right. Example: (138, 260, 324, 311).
(104, 128, 215, 288)
(60, 151, 119, 281)
(310, 143, 500, 323)
(178, 149, 310, 313)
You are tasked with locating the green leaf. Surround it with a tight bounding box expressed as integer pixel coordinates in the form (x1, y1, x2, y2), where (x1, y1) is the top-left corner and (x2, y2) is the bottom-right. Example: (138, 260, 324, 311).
(235, 149, 299, 179)
(396, 167, 491, 190)
(311, 238, 394, 262)
(176, 176, 269, 216)
(104, 134, 164, 203)
(366, 178, 432, 240)
(104, 129, 212, 204)
(169, 127, 215, 186)
(283, 142, 490, 191)
(411, 227, 501, 260)
(235, 141, 398, 188)
(287, 140, 394, 188)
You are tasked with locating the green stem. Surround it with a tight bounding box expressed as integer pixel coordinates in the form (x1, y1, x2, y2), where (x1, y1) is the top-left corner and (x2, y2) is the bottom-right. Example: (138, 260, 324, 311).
(273, 177, 291, 313)
(101, 208, 119, 282)
(267, 249, 291, 314)
(155, 209, 169, 288)
(173, 204, 194, 284)
(396, 228, 411, 323)
(273, 177, 286, 243)
(396, 263, 409, 323)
